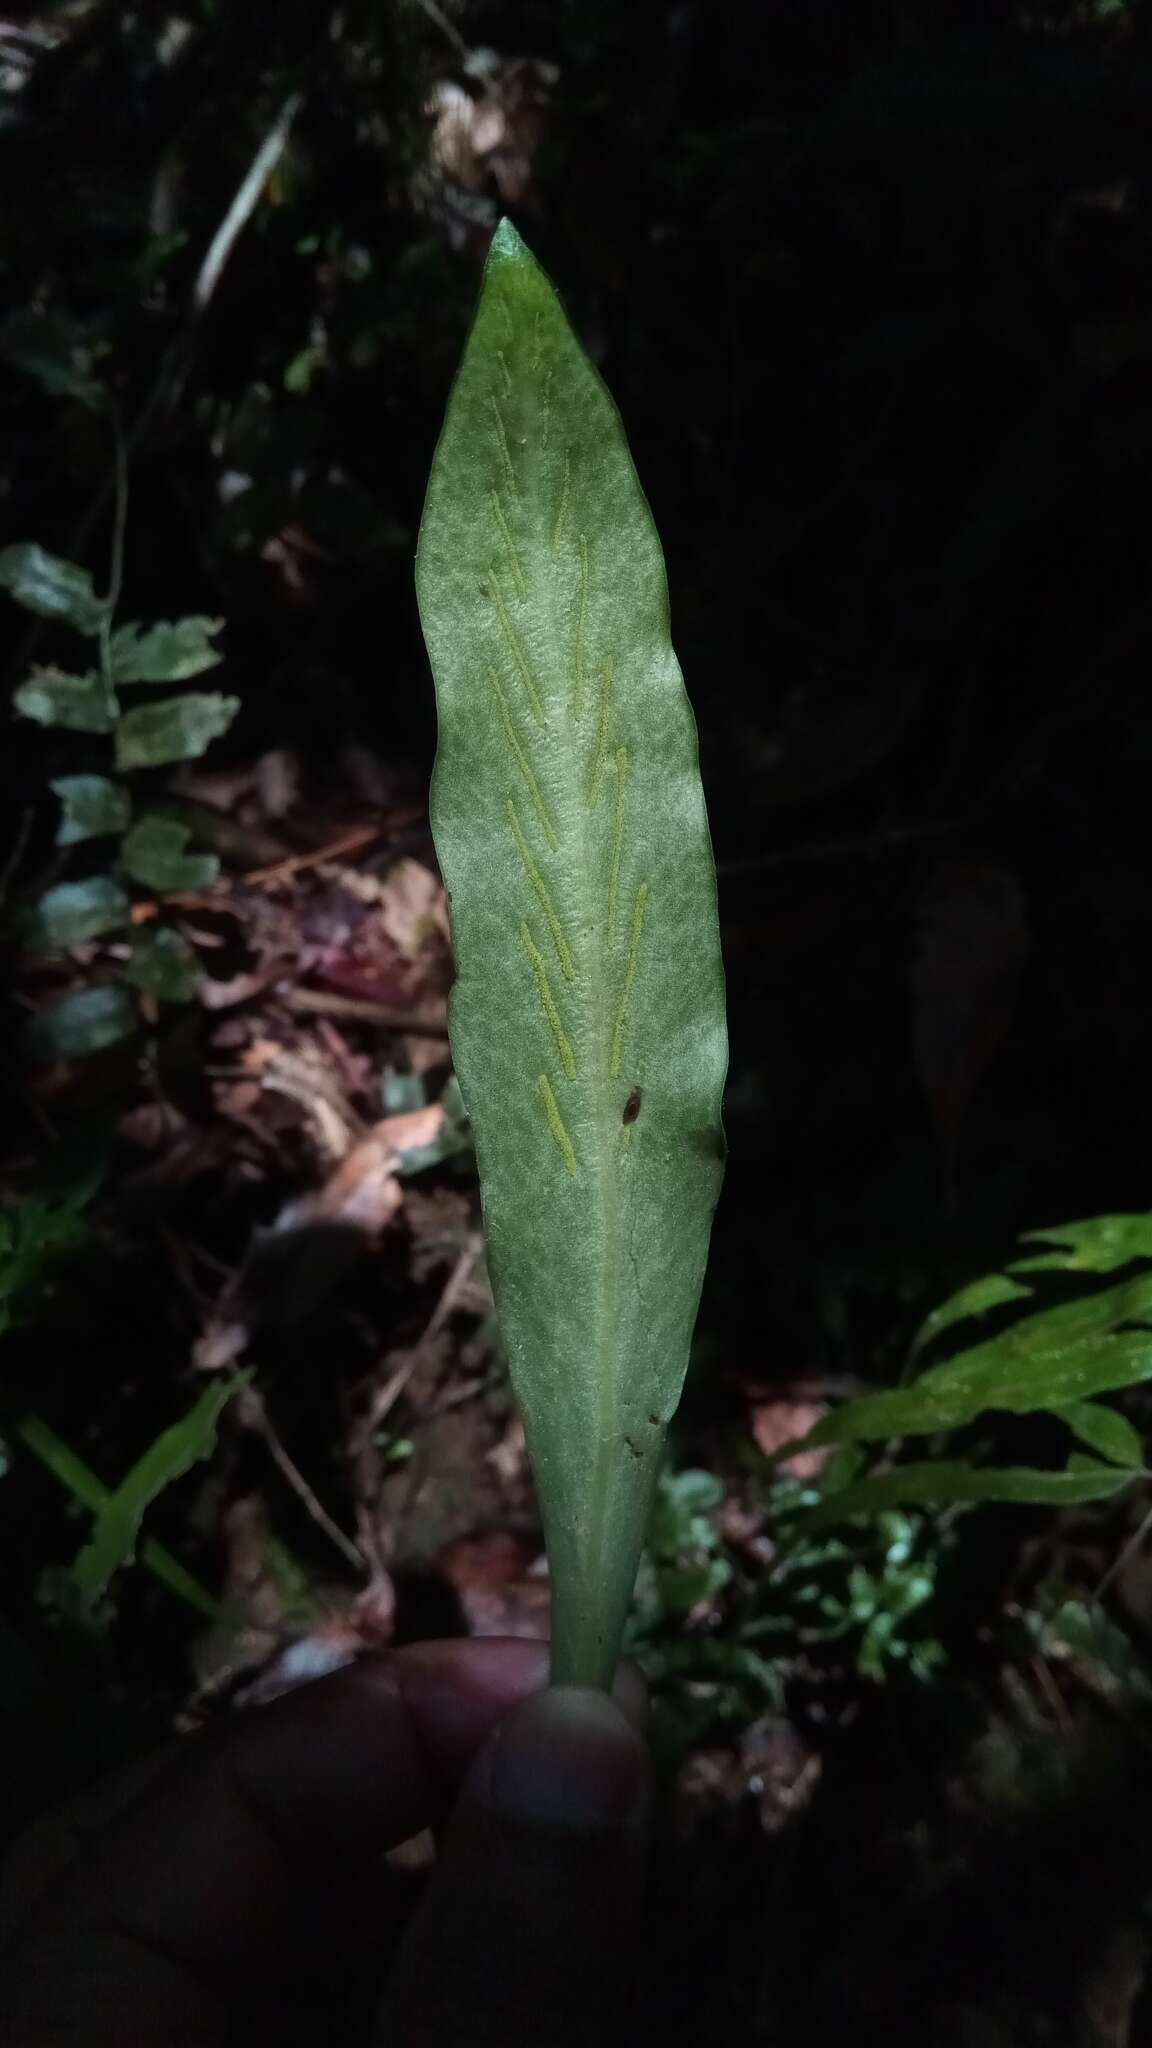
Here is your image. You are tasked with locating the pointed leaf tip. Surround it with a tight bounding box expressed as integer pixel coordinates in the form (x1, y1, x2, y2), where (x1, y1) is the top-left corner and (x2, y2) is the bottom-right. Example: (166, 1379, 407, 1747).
(489, 216, 526, 266)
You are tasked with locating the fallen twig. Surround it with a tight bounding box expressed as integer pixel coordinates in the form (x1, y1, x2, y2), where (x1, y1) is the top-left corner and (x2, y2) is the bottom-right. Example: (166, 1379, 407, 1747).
(239, 1384, 367, 1578)
(281, 988, 449, 1036)
(193, 95, 303, 315)
(239, 822, 390, 889)
(367, 1229, 486, 1436)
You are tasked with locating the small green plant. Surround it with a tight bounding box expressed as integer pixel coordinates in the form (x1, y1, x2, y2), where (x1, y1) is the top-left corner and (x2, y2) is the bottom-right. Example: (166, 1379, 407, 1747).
(0, 1181, 92, 1336)
(624, 1465, 948, 1762)
(417, 221, 728, 1686)
(1, 1167, 241, 1619)
(624, 1467, 782, 1759)
(1, 532, 238, 1058)
(790, 1213, 1152, 1524)
(758, 1486, 949, 1682)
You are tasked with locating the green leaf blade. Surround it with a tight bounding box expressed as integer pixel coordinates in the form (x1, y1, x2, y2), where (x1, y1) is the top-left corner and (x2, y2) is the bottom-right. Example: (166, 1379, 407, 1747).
(115, 692, 240, 769)
(910, 1269, 1032, 1360)
(70, 1377, 245, 1611)
(123, 924, 200, 1001)
(121, 815, 220, 890)
(15, 1413, 223, 1619)
(15, 667, 116, 734)
(110, 617, 224, 684)
(23, 877, 130, 953)
(805, 1457, 1134, 1527)
(1014, 1214, 1152, 1275)
(809, 1267, 1152, 1451)
(24, 985, 138, 1062)
(0, 543, 105, 635)
(1057, 1401, 1144, 1469)
(50, 775, 131, 846)
(417, 221, 727, 1687)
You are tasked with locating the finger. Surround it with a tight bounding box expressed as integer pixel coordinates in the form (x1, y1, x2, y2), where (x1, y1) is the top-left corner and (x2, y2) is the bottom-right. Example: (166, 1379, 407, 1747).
(4, 1638, 550, 2044)
(378, 1686, 651, 2048)
(0, 1742, 185, 1952)
(397, 1647, 647, 1799)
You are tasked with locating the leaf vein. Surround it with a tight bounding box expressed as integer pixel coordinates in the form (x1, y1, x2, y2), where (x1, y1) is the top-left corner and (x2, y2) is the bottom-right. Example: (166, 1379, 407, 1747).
(610, 881, 649, 1078)
(607, 746, 628, 940)
(573, 535, 589, 723)
(487, 393, 517, 493)
(506, 799, 575, 978)
(520, 921, 578, 1078)
(552, 451, 571, 562)
(587, 653, 614, 809)
(484, 573, 544, 724)
(484, 668, 557, 847)
(538, 1072, 579, 1173)
(489, 490, 526, 599)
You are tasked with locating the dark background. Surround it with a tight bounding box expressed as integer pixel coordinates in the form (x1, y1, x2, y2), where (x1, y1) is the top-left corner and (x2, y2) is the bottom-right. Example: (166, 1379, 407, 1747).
(5, 4, 1152, 2041)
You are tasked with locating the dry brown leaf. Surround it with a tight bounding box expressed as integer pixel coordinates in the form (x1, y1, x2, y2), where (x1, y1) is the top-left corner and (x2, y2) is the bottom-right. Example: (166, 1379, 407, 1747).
(425, 57, 558, 208)
(438, 1531, 549, 1638)
(290, 1133, 405, 1233)
(751, 1399, 830, 1481)
(254, 749, 300, 819)
(377, 857, 449, 957)
(406, 1031, 449, 1078)
(369, 1103, 446, 1164)
(258, 1046, 363, 1160)
(486, 1415, 526, 1490)
(239, 1037, 282, 1073)
(198, 962, 288, 1011)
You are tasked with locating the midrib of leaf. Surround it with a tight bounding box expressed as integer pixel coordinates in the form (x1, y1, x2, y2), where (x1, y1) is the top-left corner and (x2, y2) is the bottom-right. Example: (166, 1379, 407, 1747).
(486, 323, 628, 1603)
(578, 691, 624, 1617)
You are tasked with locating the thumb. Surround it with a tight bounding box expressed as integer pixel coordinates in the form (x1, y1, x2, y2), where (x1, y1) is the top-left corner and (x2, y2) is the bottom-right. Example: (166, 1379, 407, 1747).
(378, 1686, 650, 2047)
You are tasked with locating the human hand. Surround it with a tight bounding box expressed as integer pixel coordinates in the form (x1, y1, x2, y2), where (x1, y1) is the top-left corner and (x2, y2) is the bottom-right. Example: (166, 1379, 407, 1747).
(0, 1639, 650, 2046)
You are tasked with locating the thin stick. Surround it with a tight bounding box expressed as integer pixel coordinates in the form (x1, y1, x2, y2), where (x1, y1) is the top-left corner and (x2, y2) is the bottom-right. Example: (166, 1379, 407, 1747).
(129, 820, 414, 920)
(104, 402, 129, 615)
(411, 0, 471, 60)
(240, 822, 387, 888)
(348, 1234, 483, 1569)
(0, 808, 33, 906)
(365, 1230, 485, 1435)
(193, 94, 303, 315)
(97, 403, 129, 712)
(281, 989, 449, 1037)
(1092, 1496, 1152, 1606)
(239, 1385, 367, 1577)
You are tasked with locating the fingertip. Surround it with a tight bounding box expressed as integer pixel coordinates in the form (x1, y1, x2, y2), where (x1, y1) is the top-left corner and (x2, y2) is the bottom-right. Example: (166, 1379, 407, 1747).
(485, 1685, 648, 1831)
(390, 1637, 551, 1784)
(225, 1638, 551, 1847)
(391, 1639, 649, 1772)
